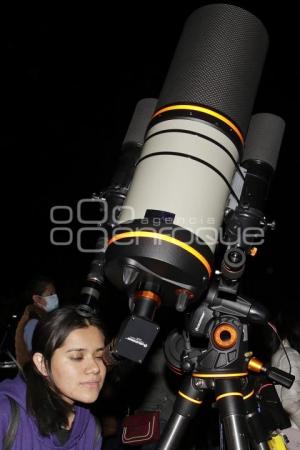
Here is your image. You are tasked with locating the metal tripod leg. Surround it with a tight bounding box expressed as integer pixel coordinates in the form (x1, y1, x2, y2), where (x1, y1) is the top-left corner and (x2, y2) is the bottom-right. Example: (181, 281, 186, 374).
(215, 378, 250, 450)
(157, 375, 205, 450)
(243, 385, 270, 450)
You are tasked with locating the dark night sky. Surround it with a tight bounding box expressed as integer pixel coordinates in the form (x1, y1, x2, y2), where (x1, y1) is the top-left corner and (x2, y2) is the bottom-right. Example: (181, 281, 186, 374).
(2, 2, 299, 312)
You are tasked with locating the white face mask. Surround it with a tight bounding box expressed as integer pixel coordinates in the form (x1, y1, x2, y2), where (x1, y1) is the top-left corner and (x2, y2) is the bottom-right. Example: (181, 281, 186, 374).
(43, 294, 59, 312)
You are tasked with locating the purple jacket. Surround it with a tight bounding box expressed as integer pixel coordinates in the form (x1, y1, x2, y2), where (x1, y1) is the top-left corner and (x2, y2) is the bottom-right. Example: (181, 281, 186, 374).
(0, 375, 102, 449)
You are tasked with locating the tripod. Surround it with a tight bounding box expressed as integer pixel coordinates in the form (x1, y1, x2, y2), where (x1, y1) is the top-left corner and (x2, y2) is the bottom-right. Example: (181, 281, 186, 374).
(158, 270, 294, 450)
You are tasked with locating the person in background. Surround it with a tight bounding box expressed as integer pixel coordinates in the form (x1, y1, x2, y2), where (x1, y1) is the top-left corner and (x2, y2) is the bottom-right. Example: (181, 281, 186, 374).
(271, 303, 300, 429)
(0, 305, 107, 449)
(15, 275, 59, 367)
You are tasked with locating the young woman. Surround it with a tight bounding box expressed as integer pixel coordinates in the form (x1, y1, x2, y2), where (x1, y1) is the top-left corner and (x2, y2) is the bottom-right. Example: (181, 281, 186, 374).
(1, 305, 107, 449)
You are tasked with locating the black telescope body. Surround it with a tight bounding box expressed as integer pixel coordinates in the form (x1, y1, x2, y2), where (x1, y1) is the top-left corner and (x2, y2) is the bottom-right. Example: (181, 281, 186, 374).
(104, 4, 269, 307)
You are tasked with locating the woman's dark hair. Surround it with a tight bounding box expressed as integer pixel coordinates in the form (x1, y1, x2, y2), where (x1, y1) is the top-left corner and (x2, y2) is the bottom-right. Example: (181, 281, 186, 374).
(23, 305, 105, 436)
(271, 303, 300, 355)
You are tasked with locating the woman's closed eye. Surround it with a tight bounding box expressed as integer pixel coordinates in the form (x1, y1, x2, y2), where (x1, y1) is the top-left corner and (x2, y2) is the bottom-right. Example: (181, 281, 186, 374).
(69, 352, 104, 361)
(69, 354, 83, 361)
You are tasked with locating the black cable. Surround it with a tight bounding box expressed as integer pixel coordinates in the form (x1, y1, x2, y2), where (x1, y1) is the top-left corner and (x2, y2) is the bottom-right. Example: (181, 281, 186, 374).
(268, 321, 292, 374)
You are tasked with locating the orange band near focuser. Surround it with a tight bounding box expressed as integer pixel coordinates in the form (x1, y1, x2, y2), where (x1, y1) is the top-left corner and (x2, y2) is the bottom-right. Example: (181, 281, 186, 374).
(134, 290, 161, 306)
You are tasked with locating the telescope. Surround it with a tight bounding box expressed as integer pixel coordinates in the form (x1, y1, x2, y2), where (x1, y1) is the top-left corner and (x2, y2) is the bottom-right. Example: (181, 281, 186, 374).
(81, 4, 292, 449)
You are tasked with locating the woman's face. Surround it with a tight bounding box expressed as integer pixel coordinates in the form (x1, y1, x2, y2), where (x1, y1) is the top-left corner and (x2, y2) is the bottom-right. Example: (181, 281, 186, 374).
(48, 325, 106, 404)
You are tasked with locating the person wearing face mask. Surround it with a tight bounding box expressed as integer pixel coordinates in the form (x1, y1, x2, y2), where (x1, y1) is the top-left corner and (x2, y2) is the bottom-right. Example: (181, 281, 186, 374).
(15, 275, 59, 367)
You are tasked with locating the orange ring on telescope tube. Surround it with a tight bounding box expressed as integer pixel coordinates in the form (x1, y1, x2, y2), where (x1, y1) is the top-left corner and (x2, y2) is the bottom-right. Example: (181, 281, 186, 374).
(152, 104, 244, 145)
(108, 231, 212, 277)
